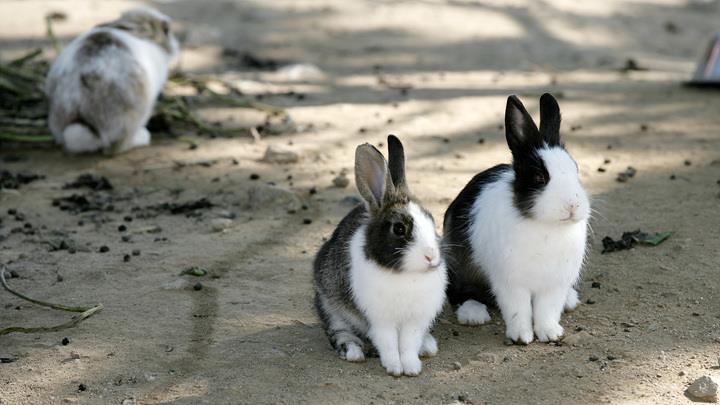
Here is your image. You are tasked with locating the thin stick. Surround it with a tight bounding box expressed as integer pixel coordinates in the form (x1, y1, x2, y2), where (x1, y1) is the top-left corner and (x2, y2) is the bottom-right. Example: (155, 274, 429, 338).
(0, 267, 103, 336)
(0, 133, 53, 142)
(0, 305, 103, 336)
(45, 16, 61, 55)
(1, 268, 89, 312)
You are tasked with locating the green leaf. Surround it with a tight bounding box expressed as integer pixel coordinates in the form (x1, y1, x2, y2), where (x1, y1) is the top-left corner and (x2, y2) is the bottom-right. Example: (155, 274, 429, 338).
(637, 231, 672, 246)
(180, 266, 207, 277)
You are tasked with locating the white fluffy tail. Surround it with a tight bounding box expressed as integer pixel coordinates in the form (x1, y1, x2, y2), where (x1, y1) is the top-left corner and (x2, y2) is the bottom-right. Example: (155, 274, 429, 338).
(62, 123, 103, 153)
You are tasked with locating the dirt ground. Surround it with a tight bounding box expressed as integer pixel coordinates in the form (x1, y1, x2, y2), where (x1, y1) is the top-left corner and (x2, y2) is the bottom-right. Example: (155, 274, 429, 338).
(1, 0, 720, 404)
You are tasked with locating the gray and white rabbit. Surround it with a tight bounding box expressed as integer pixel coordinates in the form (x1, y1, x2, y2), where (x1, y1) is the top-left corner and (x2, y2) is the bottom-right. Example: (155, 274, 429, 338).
(314, 135, 448, 376)
(46, 7, 178, 154)
(443, 94, 590, 344)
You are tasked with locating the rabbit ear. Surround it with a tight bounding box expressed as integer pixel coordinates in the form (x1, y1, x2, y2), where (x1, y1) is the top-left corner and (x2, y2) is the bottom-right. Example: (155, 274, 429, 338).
(355, 143, 394, 209)
(539, 93, 561, 146)
(387, 135, 409, 195)
(505, 95, 542, 155)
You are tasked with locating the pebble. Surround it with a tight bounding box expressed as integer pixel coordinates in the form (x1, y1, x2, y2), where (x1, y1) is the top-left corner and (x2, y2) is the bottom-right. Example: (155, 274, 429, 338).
(77, 384, 87, 392)
(476, 353, 497, 363)
(9, 270, 19, 278)
(123, 254, 131, 262)
(121, 235, 131, 242)
(303, 218, 313, 225)
(99, 246, 109, 253)
(211, 218, 233, 232)
(686, 376, 718, 402)
(62, 337, 71, 345)
(193, 282, 203, 291)
(132, 249, 141, 256)
(57, 274, 64, 282)
(249, 173, 260, 180)
(589, 355, 599, 362)
(332, 175, 350, 188)
(248, 183, 302, 212)
(261, 145, 300, 164)
(118, 225, 127, 232)
(451, 361, 462, 371)
(591, 282, 601, 288)
(562, 331, 592, 346)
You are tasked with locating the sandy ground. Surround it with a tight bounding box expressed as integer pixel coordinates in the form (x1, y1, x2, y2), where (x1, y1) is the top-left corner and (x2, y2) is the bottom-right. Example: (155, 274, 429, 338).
(1, 0, 720, 404)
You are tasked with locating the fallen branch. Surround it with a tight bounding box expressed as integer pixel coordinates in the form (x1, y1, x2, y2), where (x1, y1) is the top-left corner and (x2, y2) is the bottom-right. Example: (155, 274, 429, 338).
(0, 267, 103, 336)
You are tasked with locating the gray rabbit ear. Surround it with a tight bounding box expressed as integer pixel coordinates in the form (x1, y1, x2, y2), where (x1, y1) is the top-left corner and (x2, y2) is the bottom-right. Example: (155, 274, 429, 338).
(355, 144, 394, 209)
(539, 93, 561, 146)
(387, 134, 409, 195)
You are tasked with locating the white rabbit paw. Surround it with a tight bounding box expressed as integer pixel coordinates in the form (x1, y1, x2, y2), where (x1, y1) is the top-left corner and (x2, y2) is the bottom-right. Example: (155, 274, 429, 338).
(456, 300, 491, 325)
(506, 322, 534, 345)
(400, 354, 422, 376)
(534, 322, 564, 342)
(419, 334, 438, 357)
(564, 288, 580, 312)
(382, 357, 404, 376)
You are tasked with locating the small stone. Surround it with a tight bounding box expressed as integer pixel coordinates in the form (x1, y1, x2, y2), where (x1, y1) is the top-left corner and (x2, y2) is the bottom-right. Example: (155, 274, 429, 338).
(679, 370, 686, 376)
(332, 175, 350, 188)
(78, 383, 87, 392)
(589, 355, 599, 362)
(303, 218, 313, 225)
(451, 361, 462, 370)
(193, 282, 203, 291)
(98, 246, 109, 253)
(121, 235, 131, 242)
(9, 270, 19, 278)
(123, 255, 131, 262)
(670, 174, 676, 180)
(686, 376, 718, 402)
(132, 249, 140, 256)
(247, 184, 302, 212)
(57, 274, 64, 282)
(261, 145, 300, 164)
(118, 225, 127, 232)
(477, 137, 485, 144)
(62, 337, 71, 345)
(249, 173, 260, 180)
(684, 159, 692, 166)
(591, 282, 601, 288)
(597, 167, 606, 173)
(476, 353, 496, 363)
(123, 216, 133, 222)
(211, 218, 233, 232)
(309, 187, 317, 195)
(604, 158, 611, 164)
(607, 355, 617, 361)
(452, 330, 459, 337)
(586, 298, 596, 304)
(562, 330, 592, 346)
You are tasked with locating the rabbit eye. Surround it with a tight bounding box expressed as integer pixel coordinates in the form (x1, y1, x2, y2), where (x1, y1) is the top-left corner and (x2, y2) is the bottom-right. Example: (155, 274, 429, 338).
(392, 222, 406, 237)
(534, 173, 547, 185)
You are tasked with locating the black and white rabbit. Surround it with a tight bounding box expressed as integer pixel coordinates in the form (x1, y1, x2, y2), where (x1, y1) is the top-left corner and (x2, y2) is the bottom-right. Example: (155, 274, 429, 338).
(443, 93, 590, 344)
(46, 7, 178, 154)
(314, 135, 448, 376)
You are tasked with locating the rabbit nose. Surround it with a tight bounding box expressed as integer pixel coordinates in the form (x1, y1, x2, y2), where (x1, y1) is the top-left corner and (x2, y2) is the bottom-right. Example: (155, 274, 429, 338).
(424, 255, 433, 263)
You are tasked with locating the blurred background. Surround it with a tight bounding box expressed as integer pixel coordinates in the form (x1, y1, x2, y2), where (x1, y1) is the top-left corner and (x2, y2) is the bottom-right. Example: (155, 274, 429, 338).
(1, 1, 719, 404)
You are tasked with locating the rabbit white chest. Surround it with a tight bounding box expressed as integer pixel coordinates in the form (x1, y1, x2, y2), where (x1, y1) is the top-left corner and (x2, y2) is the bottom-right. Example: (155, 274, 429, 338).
(469, 172, 588, 292)
(348, 226, 447, 326)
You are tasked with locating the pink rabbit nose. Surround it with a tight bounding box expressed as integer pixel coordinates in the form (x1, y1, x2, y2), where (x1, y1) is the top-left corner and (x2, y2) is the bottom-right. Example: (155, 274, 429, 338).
(424, 255, 433, 263)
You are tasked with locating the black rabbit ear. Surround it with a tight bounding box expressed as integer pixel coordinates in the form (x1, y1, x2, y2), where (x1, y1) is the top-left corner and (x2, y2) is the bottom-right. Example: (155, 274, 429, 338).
(539, 93, 561, 146)
(355, 143, 394, 210)
(505, 95, 541, 154)
(387, 135, 409, 195)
